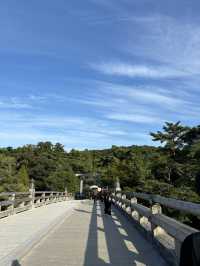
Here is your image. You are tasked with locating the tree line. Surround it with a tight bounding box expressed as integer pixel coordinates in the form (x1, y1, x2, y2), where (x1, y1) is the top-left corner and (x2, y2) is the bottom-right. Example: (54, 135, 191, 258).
(0, 121, 200, 204)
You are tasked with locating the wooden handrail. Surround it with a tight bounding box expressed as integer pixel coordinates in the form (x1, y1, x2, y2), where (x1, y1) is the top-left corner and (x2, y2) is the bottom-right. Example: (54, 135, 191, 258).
(0, 190, 70, 218)
(126, 192, 200, 216)
(112, 192, 200, 266)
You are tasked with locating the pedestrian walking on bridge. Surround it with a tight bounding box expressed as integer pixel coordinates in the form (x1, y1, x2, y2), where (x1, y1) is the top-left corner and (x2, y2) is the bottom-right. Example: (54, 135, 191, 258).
(104, 193, 111, 215)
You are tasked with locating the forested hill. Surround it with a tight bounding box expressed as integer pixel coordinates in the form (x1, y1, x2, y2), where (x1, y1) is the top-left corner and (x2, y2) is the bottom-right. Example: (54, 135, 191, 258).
(0, 121, 200, 204)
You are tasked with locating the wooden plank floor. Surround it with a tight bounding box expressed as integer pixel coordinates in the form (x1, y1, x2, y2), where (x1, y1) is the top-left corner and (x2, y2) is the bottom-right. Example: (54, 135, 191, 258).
(20, 201, 167, 266)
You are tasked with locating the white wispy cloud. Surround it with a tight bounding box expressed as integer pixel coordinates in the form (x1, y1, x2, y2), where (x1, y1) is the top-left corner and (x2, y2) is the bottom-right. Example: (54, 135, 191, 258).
(126, 15, 200, 77)
(0, 110, 138, 149)
(90, 62, 188, 79)
(106, 113, 161, 123)
(0, 98, 32, 109)
(90, 14, 200, 81)
(70, 79, 200, 125)
(84, 80, 187, 109)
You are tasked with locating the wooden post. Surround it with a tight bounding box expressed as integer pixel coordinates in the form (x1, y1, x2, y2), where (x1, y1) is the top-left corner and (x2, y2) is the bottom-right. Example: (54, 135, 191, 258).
(42, 192, 45, 204)
(122, 194, 126, 210)
(29, 178, 35, 208)
(8, 193, 15, 215)
(150, 203, 162, 237)
(131, 197, 137, 204)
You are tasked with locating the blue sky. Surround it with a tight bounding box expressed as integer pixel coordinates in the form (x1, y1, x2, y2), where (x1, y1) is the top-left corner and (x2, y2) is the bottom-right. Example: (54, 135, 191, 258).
(0, 0, 200, 150)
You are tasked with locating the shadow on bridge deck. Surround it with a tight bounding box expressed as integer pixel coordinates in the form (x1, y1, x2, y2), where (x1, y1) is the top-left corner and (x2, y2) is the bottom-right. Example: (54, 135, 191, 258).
(11, 260, 21, 266)
(20, 201, 167, 266)
(83, 201, 166, 266)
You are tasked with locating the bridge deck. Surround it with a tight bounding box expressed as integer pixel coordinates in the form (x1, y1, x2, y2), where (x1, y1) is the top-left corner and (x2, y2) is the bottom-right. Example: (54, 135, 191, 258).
(20, 201, 167, 266)
(0, 200, 78, 266)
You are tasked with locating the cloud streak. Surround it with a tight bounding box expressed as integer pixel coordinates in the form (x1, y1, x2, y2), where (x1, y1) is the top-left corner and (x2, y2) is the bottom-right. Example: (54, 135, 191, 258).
(90, 62, 189, 79)
(106, 113, 162, 124)
(0, 109, 144, 149)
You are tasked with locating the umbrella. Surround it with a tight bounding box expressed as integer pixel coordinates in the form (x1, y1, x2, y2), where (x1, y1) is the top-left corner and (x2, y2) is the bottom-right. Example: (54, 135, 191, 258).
(90, 185, 99, 189)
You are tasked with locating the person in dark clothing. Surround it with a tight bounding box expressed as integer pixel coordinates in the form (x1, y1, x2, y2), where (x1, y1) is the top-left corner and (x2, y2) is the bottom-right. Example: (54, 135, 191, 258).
(93, 190, 98, 204)
(104, 193, 111, 215)
(179, 232, 200, 266)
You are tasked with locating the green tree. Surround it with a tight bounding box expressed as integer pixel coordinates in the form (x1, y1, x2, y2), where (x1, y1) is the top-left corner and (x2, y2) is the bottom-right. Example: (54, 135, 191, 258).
(0, 154, 16, 192)
(150, 121, 188, 157)
(16, 165, 29, 192)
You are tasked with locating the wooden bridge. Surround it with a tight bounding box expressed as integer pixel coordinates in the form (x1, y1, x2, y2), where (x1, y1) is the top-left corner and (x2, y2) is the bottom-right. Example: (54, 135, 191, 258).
(0, 190, 199, 266)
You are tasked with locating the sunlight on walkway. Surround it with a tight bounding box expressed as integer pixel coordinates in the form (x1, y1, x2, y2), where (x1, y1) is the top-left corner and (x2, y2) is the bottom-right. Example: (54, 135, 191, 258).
(96, 202, 110, 264)
(20, 201, 167, 266)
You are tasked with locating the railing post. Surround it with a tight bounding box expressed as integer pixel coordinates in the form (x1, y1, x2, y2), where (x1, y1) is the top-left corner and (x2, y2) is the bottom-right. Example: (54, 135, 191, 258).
(122, 194, 126, 210)
(50, 192, 53, 203)
(29, 178, 35, 208)
(64, 187, 68, 200)
(18, 200, 25, 208)
(36, 197, 40, 206)
(117, 193, 122, 207)
(53, 192, 57, 202)
(42, 192, 45, 204)
(130, 197, 139, 220)
(115, 178, 121, 193)
(116, 192, 122, 199)
(151, 203, 162, 215)
(131, 197, 137, 204)
(122, 194, 126, 200)
(56, 192, 59, 202)
(8, 193, 15, 214)
(58, 192, 61, 201)
(150, 203, 163, 237)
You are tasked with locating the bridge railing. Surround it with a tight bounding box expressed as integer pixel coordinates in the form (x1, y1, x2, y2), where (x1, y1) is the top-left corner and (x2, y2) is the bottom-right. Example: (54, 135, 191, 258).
(0, 190, 72, 219)
(111, 192, 200, 266)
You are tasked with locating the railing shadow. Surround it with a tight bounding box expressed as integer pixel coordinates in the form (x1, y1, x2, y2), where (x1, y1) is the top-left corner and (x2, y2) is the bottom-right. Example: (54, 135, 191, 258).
(83, 202, 109, 265)
(107, 206, 167, 266)
(11, 260, 21, 266)
(101, 204, 140, 266)
(83, 202, 147, 265)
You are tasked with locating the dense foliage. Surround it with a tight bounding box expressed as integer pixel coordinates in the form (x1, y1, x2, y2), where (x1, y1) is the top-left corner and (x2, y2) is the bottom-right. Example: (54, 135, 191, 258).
(0, 142, 79, 193)
(0, 121, 200, 205)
